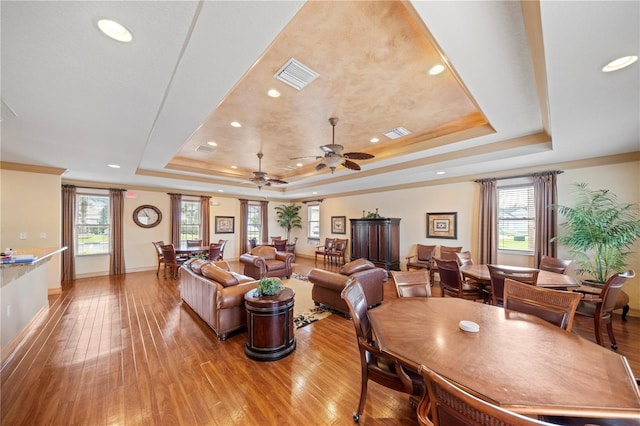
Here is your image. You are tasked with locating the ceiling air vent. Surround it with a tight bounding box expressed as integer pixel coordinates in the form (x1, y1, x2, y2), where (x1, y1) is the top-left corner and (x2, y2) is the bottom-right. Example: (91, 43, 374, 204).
(195, 145, 216, 153)
(274, 58, 319, 90)
(383, 127, 411, 140)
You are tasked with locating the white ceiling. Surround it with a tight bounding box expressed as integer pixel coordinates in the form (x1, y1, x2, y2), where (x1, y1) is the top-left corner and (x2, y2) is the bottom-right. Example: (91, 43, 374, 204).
(1, 1, 638, 200)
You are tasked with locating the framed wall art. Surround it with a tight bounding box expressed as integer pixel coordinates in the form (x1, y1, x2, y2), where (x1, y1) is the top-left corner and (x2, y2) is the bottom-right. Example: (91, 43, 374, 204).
(215, 216, 235, 234)
(427, 212, 457, 239)
(331, 216, 346, 234)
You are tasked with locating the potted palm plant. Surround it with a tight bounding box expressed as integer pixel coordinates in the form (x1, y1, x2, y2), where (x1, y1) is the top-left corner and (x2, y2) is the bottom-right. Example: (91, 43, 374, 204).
(553, 182, 640, 285)
(275, 204, 302, 241)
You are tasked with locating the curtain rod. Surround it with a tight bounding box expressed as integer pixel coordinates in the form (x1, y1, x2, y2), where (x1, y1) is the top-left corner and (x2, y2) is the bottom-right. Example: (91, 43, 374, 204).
(474, 170, 563, 183)
(63, 184, 127, 191)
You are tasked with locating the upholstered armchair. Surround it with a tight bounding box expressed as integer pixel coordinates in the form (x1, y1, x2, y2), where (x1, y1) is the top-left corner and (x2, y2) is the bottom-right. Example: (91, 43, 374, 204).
(239, 245, 294, 280)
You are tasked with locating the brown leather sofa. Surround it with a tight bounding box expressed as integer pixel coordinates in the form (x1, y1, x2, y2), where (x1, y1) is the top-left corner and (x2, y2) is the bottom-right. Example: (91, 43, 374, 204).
(180, 258, 258, 340)
(308, 258, 387, 317)
(239, 245, 295, 279)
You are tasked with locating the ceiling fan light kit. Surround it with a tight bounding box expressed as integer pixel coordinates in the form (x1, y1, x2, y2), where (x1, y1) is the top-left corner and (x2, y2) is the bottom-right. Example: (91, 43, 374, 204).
(250, 152, 288, 190)
(315, 117, 375, 174)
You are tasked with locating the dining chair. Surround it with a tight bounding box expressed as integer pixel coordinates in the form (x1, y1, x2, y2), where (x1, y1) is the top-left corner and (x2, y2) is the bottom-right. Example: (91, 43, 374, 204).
(406, 244, 436, 273)
(539, 256, 572, 274)
(315, 238, 335, 263)
(327, 238, 348, 265)
(340, 279, 424, 422)
(430, 246, 462, 284)
(248, 238, 257, 250)
(503, 279, 582, 331)
(186, 239, 203, 247)
(217, 239, 228, 260)
(390, 270, 431, 297)
(160, 244, 187, 279)
(152, 241, 165, 276)
(416, 365, 550, 426)
(208, 243, 222, 261)
(273, 239, 288, 252)
(575, 270, 635, 349)
(486, 265, 540, 306)
(433, 258, 481, 301)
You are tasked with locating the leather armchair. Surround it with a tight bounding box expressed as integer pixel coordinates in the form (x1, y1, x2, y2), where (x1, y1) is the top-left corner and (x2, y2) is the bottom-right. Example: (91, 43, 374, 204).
(308, 258, 387, 317)
(239, 245, 294, 280)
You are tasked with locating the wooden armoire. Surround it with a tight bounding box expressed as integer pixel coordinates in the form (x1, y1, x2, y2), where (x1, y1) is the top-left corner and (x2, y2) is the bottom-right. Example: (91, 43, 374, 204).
(349, 218, 401, 271)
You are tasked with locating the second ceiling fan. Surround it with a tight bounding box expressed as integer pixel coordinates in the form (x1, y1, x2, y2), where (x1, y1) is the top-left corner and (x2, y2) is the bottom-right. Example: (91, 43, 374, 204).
(294, 117, 375, 174)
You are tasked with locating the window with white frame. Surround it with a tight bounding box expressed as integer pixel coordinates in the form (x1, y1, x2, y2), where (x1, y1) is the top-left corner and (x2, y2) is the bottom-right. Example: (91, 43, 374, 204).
(180, 199, 201, 245)
(308, 204, 320, 239)
(247, 203, 262, 242)
(497, 184, 535, 252)
(76, 193, 110, 255)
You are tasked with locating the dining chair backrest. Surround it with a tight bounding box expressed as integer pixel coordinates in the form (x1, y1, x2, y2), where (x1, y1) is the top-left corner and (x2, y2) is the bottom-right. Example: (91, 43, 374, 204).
(152, 241, 166, 276)
(455, 251, 473, 267)
(503, 279, 581, 331)
(186, 239, 202, 247)
(217, 239, 228, 260)
(487, 265, 540, 306)
(600, 271, 635, 315)
(416, 365, 550, 426)
(439, 246, 462, 260)
(434, 258, 481, 301)
(161, 244, 178, 263)
(248, 238, 257, 249)
(391, 271, 431, 298)
(539, 256, 572, 274)
(208, 243, 222, 261)
(273, 239, 288, 252)
(416, 244, 436, 262)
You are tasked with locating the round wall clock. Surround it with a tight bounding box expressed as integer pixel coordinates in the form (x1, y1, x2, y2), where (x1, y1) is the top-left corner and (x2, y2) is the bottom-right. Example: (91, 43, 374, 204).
(133, 205, 162, 228)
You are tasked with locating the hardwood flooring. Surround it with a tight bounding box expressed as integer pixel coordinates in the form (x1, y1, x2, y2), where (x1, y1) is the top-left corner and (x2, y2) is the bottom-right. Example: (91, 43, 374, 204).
(2, 258, 639, 425)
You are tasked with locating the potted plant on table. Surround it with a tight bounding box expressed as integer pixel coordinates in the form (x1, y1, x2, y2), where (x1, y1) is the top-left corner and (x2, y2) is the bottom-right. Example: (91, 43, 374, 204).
(553, 182, 640, 285)
(256, 277, 285, 296)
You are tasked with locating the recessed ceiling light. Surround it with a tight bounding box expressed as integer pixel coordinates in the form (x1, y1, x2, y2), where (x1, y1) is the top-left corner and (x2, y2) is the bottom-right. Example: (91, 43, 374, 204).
(230, 121, 242, 127)
(370, 137, 379, 143)
(602, 55, 638, 72)
(207, 141, 217, 146)
(231, 165, 237, 169)
(296, 163, 303, 167)
(218, 189, 224, 193)
(436, 171, 446, 175)
(312, 192, 318, 195)
(428, 64, 445, 75)
(268, 89, 281, 98)
(107, 164, 121, 169)
(97, 19, 132, 43)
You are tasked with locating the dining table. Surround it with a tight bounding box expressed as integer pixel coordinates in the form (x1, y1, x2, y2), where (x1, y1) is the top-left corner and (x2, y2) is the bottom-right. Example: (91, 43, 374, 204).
(368, 297, 640, 420)
(460, 263, 579, 289)
(175, 245, 209, 256)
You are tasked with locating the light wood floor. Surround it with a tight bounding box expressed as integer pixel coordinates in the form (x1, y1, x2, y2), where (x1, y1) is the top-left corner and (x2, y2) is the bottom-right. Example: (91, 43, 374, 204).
(2, 258, 639, 425)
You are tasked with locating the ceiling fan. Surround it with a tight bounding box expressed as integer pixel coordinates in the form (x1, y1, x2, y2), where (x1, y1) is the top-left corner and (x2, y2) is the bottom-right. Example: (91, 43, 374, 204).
(293, 117, 375, 174)
(249, 152, 288, 190)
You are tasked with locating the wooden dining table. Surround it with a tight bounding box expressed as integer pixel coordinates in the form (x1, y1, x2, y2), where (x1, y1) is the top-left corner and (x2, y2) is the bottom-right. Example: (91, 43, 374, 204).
(368, 297, 640, 419)
(460, 263, 579, 289)
(175, 245, 209, 256)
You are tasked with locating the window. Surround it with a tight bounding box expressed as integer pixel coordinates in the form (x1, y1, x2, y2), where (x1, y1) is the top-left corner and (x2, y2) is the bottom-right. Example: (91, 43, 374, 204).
(498, 184, 535, 252)
(76, 194, 110, 255)
(180, 200, 201, 245)
(308, 205, 320, 239)
(247, 203, 262, 242)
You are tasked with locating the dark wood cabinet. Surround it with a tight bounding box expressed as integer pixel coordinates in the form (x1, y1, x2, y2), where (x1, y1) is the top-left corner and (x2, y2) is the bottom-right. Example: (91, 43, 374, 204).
(350, 218, 401, 271)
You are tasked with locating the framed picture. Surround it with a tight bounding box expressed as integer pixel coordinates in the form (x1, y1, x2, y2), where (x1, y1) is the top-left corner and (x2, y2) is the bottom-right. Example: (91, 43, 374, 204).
(331, 216, 346, 234)
(427, 212, 457, 239)
(215, 216, 235, 234)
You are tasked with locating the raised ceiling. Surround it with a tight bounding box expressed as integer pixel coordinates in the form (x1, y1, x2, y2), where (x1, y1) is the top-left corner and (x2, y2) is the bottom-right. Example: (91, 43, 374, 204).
(1, 1, 638, 200)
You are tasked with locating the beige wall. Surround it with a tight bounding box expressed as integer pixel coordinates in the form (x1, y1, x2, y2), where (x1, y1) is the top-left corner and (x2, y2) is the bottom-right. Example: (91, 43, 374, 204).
(0, 168, 62, 289)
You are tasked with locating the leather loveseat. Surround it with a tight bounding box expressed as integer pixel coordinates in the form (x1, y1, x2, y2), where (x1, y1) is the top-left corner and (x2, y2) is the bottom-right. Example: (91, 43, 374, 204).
(239, 245, 295, 280)
(180, 258, 258, 340)
(308, 258, 387, 317)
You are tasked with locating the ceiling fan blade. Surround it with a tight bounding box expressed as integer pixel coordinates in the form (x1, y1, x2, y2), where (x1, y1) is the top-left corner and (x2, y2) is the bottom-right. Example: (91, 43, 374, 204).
(343, 159, 361, 170)
(315, 162, 327, 171)
(267, 178, 288, 185)
(344, 152, 374, 160)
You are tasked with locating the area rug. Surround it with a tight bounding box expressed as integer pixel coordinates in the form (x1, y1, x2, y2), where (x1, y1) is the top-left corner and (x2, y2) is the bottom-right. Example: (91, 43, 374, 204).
(284, 275, 333, 329)
(293, 306, 332, 329)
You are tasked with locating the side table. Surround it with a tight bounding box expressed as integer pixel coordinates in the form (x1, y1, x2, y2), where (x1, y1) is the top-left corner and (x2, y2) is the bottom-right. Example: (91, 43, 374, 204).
(244, 287, 296, 361)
